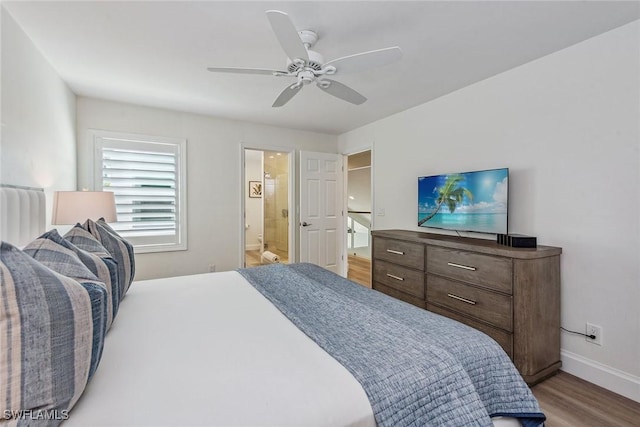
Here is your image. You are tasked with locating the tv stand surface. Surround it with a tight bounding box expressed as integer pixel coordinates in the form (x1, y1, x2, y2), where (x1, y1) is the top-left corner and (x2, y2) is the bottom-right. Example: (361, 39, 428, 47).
(371, 229, 562, 385)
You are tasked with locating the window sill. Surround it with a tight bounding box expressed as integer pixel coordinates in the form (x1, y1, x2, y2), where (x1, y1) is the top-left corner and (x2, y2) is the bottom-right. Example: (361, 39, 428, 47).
(133, 243, 188, 254)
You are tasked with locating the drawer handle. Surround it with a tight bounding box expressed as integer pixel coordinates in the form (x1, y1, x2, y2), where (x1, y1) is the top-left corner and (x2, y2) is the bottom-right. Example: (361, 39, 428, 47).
(447, 262, 476, 271)
(386, 273, 404, 281)
(447, 293, 477, 305)
(386, 249, 405, 255)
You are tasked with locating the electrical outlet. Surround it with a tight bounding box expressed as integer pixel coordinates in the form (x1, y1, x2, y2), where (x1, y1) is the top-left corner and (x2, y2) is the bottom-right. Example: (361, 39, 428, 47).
(586, 322, 602, 346)
(209, 264, 216, 273)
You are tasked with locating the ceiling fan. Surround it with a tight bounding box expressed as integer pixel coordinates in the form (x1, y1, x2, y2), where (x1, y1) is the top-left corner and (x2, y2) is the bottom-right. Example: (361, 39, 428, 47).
(207, 10, 403, 107)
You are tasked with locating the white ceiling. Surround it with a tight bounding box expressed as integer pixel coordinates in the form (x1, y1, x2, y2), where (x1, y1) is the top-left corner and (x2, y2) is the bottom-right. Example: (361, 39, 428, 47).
(4, 1, 639, 135)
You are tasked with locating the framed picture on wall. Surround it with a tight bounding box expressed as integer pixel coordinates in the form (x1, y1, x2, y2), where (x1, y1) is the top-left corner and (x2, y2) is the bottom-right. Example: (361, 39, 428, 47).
(249, 181, 262, 198)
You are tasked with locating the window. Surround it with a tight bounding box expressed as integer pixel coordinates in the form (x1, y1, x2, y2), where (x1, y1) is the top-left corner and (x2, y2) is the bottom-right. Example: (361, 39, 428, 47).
(92, 130, 187, 253)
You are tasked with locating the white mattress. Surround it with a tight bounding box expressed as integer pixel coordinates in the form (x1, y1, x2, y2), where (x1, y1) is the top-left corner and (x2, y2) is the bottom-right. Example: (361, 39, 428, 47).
(65, 271, 522, 427)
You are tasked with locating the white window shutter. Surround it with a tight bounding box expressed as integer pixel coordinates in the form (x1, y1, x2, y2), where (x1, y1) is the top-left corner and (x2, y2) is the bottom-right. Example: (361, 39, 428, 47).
(92, 130, 187, 253)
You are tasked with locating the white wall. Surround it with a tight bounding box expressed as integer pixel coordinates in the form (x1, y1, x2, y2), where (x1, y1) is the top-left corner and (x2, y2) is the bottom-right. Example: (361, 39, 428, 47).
(245, 149, 262, 251)
(76, 97, 338, 280)
(0, 8, 76, 228)
(339, 21, 640, 400)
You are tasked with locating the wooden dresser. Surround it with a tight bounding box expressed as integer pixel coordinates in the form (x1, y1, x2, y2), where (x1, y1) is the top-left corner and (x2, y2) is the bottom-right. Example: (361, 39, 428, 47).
(371, 229, 562, 385)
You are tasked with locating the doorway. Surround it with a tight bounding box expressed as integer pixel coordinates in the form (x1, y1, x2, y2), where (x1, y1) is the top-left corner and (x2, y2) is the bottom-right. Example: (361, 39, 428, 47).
(346, 150, 372, 287)
(243, 148, 291, 267)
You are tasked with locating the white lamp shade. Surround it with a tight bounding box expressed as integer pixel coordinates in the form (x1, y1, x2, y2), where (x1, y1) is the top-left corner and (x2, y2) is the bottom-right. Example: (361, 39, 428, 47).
(52, 191, 117, 225)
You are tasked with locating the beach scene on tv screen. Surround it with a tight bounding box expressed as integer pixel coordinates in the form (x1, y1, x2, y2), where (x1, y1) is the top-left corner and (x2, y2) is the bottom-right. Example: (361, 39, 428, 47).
(418, 168, 508, 234)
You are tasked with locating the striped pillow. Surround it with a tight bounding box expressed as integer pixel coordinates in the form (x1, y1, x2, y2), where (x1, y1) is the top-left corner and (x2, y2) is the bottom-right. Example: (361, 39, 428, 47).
(42, 229, 118, 327)
(64, 225, 121, 316)
(23, 235, 108, 380)
(84, 219, 135, 298)
(0, 242, 93, 421)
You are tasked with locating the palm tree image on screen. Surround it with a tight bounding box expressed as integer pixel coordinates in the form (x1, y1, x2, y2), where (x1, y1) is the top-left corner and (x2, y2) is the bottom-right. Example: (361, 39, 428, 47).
(418, 174, 473, 226)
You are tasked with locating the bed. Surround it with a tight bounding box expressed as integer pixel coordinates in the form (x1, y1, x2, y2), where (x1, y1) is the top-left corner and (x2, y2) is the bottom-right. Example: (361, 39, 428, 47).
(0, 187, 545, 427)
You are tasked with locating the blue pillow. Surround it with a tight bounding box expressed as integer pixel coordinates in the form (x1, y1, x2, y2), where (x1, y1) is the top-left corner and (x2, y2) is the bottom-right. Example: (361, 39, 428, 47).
(23, 234, 108, 381)
(41, 229, 118, 327)
(65, 225, 121, 317)
(0, 242, 93, 419)
(84, 219, 135, 298)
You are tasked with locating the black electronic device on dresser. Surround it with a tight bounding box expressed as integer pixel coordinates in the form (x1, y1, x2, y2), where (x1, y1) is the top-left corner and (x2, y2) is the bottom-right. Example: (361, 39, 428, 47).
(371, 229, 562, 385)
(497, 233, 537, 248)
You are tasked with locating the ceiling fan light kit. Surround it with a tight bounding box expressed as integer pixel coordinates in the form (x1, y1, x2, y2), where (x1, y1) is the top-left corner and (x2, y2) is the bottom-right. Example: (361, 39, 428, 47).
(207, 10, 402, 107)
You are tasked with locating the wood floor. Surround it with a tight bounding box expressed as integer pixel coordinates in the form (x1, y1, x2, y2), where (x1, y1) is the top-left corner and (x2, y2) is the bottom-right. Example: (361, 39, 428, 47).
(532, 371, 640, 427)
(347, 254, 371, 287)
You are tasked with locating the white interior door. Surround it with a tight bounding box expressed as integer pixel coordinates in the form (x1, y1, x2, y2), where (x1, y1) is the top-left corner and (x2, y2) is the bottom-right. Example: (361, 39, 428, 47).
(299, 151, 344, 274)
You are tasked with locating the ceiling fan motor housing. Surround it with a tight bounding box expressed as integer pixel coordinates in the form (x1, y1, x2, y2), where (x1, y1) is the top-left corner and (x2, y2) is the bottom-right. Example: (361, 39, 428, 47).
(287, 48, 324, 73)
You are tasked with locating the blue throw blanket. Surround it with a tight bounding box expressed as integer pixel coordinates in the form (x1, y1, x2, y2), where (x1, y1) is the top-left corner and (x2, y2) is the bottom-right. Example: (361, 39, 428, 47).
(238, 263, 545, 427)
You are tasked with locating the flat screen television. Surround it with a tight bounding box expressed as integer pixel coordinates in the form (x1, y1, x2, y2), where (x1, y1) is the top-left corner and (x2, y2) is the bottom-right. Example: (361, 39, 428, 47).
(418, 168, 508, 234)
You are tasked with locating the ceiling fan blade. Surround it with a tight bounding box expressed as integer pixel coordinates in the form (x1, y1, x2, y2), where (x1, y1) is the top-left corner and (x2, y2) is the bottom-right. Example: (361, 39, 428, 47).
(324, 46, 403, 74)
(266, 10, 308, 62)
(207, 66, 289, 76)
(272, 83, 302, 107)
(317, 79, 367, 105)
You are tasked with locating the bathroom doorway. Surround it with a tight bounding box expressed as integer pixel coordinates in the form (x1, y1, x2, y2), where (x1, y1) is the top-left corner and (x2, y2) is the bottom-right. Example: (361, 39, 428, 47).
(243, 148, 291, 268)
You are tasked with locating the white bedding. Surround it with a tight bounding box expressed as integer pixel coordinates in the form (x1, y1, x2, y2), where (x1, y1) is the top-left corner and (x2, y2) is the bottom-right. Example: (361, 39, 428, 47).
(66, 271, 374, 426)
(65, 271, 521, 427)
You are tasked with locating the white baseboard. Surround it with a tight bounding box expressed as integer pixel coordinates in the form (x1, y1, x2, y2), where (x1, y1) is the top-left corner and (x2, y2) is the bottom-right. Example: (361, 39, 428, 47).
(245, 244, 261, 251)
(561, 349, 640, 402)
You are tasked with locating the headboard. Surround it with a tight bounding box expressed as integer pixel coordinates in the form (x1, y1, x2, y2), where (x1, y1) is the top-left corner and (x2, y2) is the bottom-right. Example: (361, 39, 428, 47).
(0, 185, 46, 247)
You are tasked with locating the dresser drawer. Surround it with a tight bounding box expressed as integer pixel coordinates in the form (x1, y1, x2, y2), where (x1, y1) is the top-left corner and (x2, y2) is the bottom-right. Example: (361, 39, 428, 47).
(427, 303, 513, 357)
(374, 282, 426, 309)
(427, 246, 512, 294)
(373, 260, 424, 299)
(426, 275, 513, 331)
(374, 238, 424, 270)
